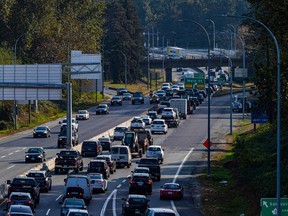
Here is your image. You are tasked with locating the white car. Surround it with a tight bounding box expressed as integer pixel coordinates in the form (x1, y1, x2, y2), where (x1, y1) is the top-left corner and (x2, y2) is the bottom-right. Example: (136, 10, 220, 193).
(161, 108, 176, 119)
(59, 117, 79, 131)
(161, 83, 171, 90)
(67, 209, 89, 216)
(113, 126, 129, 140)
(76, 110, 89, 120)
(140, 115, 152, 125)
(88, 173, 108, 193)
(130, 117, 145, 130)
(146, 145, 164, 163)
(150, 119, 168, 134)
(145, 208, 176, 216)
(171, 85, 180, 92)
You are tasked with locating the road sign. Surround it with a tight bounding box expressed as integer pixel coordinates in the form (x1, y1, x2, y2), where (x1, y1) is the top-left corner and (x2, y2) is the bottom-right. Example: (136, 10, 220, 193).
(203, 139, 212, 148)
(251, 109, 269, 124)
(184, 77, 205, 90)
(261, 198, 288, 215)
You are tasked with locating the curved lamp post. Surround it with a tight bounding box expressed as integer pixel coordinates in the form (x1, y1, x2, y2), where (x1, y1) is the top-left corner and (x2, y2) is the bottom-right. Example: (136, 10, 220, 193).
(111, 50, 127, 89)
(178, 19, 212, 176)
(206, 19, 216, 50)
(222, 14, 281, 215)
(162, 31, 176, 82)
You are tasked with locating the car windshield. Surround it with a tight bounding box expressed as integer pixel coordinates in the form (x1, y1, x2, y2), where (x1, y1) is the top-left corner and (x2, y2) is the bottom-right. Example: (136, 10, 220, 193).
(135, 169, 149, 174)
(163, 184, 180, 189)
(68, 213, 88, 216)
(27, 173, 44, 178)
(10, 195, 30, 201)
(10, 206, 32, 214)
(123, 93, 130, 96)
(156, 90, 165, 94)
(62, 119, 76, 124)
(115, 127, 127, 132)
(112, 96, 121, 100)
(89, 174, 102, 180)
(78, 110, 87, 114)
(36, 126, 46, 130)
(64, 199, 84, 206)
(154, 213, 176, 216)
(27, 148, 42, 153)
(148, 147, 161, 152)
(98, 105, 106, 109)
(129, 198, 147, 204)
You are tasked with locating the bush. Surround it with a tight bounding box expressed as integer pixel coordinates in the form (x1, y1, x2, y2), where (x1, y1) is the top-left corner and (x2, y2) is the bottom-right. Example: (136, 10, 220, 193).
(0, 120, 10, 130)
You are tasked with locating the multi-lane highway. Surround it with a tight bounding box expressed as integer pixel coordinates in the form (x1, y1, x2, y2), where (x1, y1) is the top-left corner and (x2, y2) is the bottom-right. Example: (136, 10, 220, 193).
(0, 90, 234, 216)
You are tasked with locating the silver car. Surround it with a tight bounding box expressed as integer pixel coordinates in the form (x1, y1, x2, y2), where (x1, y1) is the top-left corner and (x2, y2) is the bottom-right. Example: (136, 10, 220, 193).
(146, 145, 164, 163)
(88, 173, 108, 193)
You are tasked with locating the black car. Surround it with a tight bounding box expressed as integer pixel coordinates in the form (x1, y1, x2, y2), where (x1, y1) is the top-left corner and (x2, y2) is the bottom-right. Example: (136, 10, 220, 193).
(129, 173, 153, 195)
(96, 155, 117, 174)
(81, 140, 102, 157)
(6, 192, 36, 212)
(59, 198, 86, 216)
(33, 125, 51, 138)
(96, 104, 109, 115)
(111, 96, 123, 106)
(98, 137, 112, 151)
(122, 194, 150, 216)
(147, 111, 158, 121)
(87, 159, 110, 179)
(25, 147, 46, 163)
(117, 87, 128, 95)
(132, 92, 144, 104)
(26, 170, 52, 193)
(57, 127, 79, 148)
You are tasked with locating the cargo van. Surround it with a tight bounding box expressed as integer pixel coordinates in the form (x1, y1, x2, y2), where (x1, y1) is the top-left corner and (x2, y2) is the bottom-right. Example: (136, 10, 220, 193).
(81, 140, 102, 157)
(110, 145, 132, 168)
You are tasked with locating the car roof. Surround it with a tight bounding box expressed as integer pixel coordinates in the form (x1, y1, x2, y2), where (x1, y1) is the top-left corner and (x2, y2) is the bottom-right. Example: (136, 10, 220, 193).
(128, 194, 147, 199)
(132, 173, 150, 177)
(148, 208, 176, 213)
(163, 183, 180, 186)
(90, 159, 107, 163)
(153, 119, 165, 122)
(10, 192, 31, 197)
(27, 170, 46, 174)
(148, 145, 162, 149)
(68, 209, 89, 213)
(134, 167, 150, 171)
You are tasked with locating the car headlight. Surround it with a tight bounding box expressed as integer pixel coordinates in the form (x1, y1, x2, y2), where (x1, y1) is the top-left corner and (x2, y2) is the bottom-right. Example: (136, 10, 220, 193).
(25, 155, 30, 158)
(37, 155, 42, 158)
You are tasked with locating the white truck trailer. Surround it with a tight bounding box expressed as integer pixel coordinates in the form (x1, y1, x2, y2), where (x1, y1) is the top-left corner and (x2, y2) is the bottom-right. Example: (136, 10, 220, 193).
(169, 99, 188, 119)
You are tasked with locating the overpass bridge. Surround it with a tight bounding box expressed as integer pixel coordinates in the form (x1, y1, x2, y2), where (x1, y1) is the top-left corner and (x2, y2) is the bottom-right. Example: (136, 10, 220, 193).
(140, 57, 252, 82)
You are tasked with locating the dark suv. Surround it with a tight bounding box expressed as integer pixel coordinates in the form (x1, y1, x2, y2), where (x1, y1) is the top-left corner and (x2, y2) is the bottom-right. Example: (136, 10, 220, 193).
(122, 194, 150, 216)
(132, 92, 144, 104)
(96, 155, 117, 174)
(129, 173, 153, 195)
(26, 170, 52, 192)
(81, 140, 102, 157)
(87, 159, 110, 179)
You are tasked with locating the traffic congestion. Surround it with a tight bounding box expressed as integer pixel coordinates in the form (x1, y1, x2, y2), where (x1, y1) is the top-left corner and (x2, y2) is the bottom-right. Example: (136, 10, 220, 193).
(0, 80, 221, 216)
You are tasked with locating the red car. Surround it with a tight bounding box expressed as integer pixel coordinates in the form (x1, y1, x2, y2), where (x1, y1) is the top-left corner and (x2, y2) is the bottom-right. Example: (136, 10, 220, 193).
(160, 183, 184, 200)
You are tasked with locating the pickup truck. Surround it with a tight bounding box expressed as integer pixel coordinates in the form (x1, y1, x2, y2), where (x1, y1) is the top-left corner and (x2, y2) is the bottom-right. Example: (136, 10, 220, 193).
(137, 158, 161, 181)
(136, 130, 150, 154)
(7, 176, 40, 205)
(57, 126, 79, 148)
(55, 150, 84, 174)
(59, 118, 79, 131)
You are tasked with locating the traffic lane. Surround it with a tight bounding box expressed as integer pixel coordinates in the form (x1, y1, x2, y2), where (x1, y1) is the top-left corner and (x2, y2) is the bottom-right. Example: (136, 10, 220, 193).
(0, 102, 153, 181)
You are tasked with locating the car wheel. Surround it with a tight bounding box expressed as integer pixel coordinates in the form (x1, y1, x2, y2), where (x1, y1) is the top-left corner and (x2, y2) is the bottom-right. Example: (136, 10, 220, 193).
(49, 183, 52, 191)
(127, 163, 131, 168)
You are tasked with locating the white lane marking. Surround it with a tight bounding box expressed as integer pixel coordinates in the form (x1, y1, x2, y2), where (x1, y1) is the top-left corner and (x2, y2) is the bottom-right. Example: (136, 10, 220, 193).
(46, 208, 50, 215)
(55, 195, 62, 201)
(122, 179, 126, 183)
(7, 165, 15, 170)
(8, 153, 13, 156)
(100, 189, 117, 216)
(171, 147, 195, 216)
(117, 184, 121, 188)
(113, 189, 117, 216)
(1, 156, 6, 158)
(15, 150, 20, 153)
(22, 147, 26, 150)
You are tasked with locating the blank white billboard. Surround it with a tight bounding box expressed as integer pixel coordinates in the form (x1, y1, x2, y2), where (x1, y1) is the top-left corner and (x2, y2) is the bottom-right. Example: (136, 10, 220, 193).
(0, 64, 62, 100)
(70, 50, 102, 80)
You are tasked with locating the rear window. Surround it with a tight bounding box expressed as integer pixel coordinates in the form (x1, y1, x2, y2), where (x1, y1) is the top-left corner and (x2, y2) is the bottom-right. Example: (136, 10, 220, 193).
(115, 127, 127, 132)
(154, 213, 176, 216)
(10, 195, 30, 201)
(10, 206, 32, 214)
(133, 176, 149, 182)
(27, 173, 44, 178)
(153, 121, 164, 125)
(148, 147, 161, 152)
(82, 142, 96, 148)
(90, 162, 104, 169)
(66, 177, 88, 185)
(111, 147, 119, 154)
(64, 199, 84, 206)
(129, 198, 147, 204)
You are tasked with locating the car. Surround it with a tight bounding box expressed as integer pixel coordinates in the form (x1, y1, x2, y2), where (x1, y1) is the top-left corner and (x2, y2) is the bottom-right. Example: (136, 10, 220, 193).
(144, 129, 153, 145)
(123, 92, 133, 100)
(129, 173, 153, 195)
(150, 119, 168, 134)
(25, 147, 46, 163)
(147, 111, 158, 121)
(171, 85, 180, 92)
(155, 90, 166, 99)
(160, 183, 184, 200)
(161, 83, 171, 90)
(33, 125, 51, 138)
(6, 192, 36, 212)
(59, 118, 79, 132)
(81, 140, 102, 157)
(66, 209, 90, 216)
(161, 108, 176, 119)
(96, 104, 109, 115)
(60, 198, 87, 216)
(131, 167, 151, 177)
(76, 110, 89, 120)
(96, 154, 117, 174)
(144, 208, 177, 216)
(98, 136, 112, 151)
(164, 89, 174, 97)
(177, 82, 185, 90)
(130, 117, 145, 130)
(87, 159, 110, 179)
(146, 145, 164, 163)
(122, 194, 150, 216)
(110, 95, 123, 106)
(5, 205, 34, 216)
(132, 92, 144, 104)
(117, 87, 128, 95)
(140, 115, 152, 125)
(149, 94, 160, 104)
(88, 173, 108, 193)
(26, 170, 52, 192)
(113, 126, 129, 141)
(58, 127, 79, 148)
(158, 101, 170, 108)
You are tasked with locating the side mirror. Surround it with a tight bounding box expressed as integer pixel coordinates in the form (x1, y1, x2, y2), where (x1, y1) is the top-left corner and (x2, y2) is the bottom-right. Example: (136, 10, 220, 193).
(6, 180, 11, 184)
(25, 152, 28, 154)
(59, 121, 61, 124)
(64, 178, 67, 183)
(127, 175, 131, 179)
(163, 149, 165, 151)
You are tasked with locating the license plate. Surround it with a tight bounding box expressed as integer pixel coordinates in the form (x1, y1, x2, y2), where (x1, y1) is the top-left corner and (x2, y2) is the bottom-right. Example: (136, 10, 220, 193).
(64, 165, 68, 168)
(71, 192, 78, 195)
(31, 158, 35, 160)
(120, 156, 124, 159)
(168, 192, 173, 194)
(137, 182, 143, 186)
(135, 209, 140, 214)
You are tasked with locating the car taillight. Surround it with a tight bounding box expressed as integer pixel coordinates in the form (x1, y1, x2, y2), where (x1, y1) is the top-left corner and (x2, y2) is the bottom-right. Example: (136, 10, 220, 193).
(130, 180, 135, 184)
(25, 201, 33, 205)
(97, 180, 103, 184)
(74, 160, 77, 165)
(147, 180, 153, 185)
(7, 199, 12, 203)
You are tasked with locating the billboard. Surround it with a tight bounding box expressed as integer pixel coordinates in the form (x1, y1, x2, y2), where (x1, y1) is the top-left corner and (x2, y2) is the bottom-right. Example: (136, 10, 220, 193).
(0, 64, 62, 100)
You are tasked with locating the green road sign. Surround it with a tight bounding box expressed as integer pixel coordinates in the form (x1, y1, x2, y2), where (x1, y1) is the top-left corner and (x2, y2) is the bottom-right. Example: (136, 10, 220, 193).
(194, 73, 205, 78)
(261, 198, 288, 216)
(184, 77, 205, 90)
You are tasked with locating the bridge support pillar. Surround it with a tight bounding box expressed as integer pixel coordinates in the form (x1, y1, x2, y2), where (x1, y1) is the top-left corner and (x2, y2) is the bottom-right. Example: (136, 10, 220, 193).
(165, 68, 172, 82)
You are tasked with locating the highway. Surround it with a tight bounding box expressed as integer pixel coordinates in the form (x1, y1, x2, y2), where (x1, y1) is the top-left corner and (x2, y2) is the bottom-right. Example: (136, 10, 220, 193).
(0, 90, 234, 216)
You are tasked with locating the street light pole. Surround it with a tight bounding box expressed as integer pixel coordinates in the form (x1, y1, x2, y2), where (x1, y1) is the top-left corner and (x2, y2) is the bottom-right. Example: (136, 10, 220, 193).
(111, 50, 127, 89)
(222, 14, 281, 215)
(162, 31, 176, 82)
(206, 19, 216, 50)
(178, 19, 211, 176)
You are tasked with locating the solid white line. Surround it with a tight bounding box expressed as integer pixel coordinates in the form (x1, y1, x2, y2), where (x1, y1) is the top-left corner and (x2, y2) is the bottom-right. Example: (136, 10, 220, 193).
(122, 179, 126, 183)
(22, 147, 26, 150)
(100, 189, 117, 216)
(113, 189, 117, 216)
(7, 165, 15, 170)
(117, 184, 121, 188)
(1, 156, 6, 158)
(171, 147, 195, 216)
(55, 195, 62, 201)
(46, 209, 50, 215)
